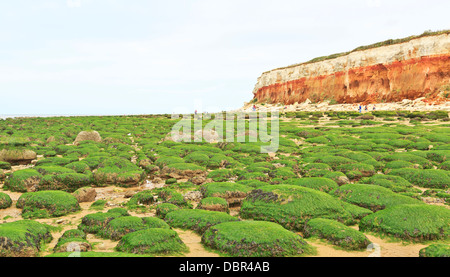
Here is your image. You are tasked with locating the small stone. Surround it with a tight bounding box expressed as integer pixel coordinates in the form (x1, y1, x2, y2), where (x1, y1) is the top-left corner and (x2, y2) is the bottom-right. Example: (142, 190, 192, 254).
(183, 191, 202, 201)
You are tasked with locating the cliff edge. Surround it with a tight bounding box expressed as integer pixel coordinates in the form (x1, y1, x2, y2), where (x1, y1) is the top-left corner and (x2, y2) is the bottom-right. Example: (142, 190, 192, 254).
(252, 31, 450, 105)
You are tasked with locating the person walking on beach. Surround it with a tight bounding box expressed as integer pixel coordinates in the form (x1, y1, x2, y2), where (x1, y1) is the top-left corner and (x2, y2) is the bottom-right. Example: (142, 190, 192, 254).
(358, 105, 362, 113)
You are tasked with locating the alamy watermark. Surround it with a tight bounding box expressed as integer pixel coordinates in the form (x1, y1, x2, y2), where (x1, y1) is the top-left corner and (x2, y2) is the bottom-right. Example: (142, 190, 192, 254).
(67, 242, 81, 257)
(170, 111, 280, 153)
(366, 243, 381, 257)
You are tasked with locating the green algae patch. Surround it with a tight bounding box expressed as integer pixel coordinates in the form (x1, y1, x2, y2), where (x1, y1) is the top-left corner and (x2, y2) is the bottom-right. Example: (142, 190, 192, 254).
(359, 204, 450, 241)
(197, 197, 229, 213)
(165, 209, 239, 234)
(0, 192, 12, 209)
(19, 191, 81, 219)
(0, 220, 53, 257)
(156, 203, 180, 219)
(202, 220, 314, 257)
(116, 228, 188, 256)
(419, 244, 450, 257)
(303, 218, 371, 250)
(331, 184, 423, 212)
(240, 185, 365, 231)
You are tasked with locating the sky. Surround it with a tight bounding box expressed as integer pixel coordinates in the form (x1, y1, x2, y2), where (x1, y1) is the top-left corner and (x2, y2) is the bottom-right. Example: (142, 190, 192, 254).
(0, 0, 449, 116)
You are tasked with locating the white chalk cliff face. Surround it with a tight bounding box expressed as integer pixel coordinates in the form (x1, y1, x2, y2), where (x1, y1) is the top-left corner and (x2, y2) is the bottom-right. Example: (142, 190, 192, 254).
(252, 34, 450, 105)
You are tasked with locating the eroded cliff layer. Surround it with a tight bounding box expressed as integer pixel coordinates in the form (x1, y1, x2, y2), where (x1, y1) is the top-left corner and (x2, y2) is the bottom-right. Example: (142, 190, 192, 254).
(253, 33, 450, 105)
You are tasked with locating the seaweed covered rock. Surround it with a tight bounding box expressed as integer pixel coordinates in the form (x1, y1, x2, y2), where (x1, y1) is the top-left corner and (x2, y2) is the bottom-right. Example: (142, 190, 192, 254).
(35, 165, 76, 175)
(303, 218, 371, 250)
(268, 167, 297, 180)
(3, 169, 43, 192)
(89, 199, 107, 211)
(0, 161, 11, 170)
(419, 244, 450, 257)
(142, 217, 170, 229)
(0, 192, 12, 209)
(382, 153, 433, 169)
(155, 203, 180, 219)
(236, 180, 271, 189)
(116, 229, 188, 255)
(359, 204, 450, 241)
(127, 190, 155, 207)
(408, 169, 450, 189)
(337, 163, 376, 178)
(78, 209, 130, 234)
(200, 182, 253, 208)
(240, 185, 369, 231)
(38, 173, 94, 192)
(301, 163, 332, 176)
(53, 229, 91, 253)
(101, 216, 148, 240)
(389, 168, 450, 189)
(164, 209, 239, 234)
(157, 188, 192, 208)
(94, 157, 145, 187)
(197, 197, 229, 213)
(161, 162, 207, 180)
(35, 157, 78, 167)
(98, 216, 169, 241)
(65, 161, 91, 174)
(0, 220, 52, 257)
(0, 149, 37, 165)
(207, 169, 236, 182)
(323, 171, 350, 185)
(202, 221, 314, 257)
(362, 174, 413, 193)
(19, 191, 81, 219)
(287, 177, 338, 193)
(331, 184, 423, 212)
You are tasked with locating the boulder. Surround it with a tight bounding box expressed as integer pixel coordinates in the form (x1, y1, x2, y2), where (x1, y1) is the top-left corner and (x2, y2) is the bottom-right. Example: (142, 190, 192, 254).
(336, 176, 350, 186)
(183, 191, 202, 202)
(194, 129, 220, 143)
(189, 176, 212, 186)
(73, 187, 97, 203)
(0, 149, 37, 165)
(74, 131, 102, 145)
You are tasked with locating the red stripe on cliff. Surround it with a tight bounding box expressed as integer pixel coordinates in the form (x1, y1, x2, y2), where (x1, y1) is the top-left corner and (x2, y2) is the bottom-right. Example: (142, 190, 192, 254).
(253, 54, 450, 105)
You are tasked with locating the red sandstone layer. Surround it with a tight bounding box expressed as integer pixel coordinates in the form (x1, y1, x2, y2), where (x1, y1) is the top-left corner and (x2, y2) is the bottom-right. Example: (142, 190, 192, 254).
(253, 54, 450, 105)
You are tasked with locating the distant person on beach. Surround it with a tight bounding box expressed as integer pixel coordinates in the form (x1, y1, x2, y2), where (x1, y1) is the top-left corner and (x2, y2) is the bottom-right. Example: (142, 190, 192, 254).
(365, 105, 368, 111)
(252, 105, 256, 111)
(358, 105, 362, 113)
(373, 105, 376, 111)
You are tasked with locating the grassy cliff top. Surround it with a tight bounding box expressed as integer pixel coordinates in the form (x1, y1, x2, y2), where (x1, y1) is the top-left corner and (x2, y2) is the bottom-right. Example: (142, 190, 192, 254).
(264, 29, 450, 74)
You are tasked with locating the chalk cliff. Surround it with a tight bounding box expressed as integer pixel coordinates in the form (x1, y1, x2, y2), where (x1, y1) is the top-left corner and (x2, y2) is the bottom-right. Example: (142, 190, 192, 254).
(252, 33, 450, 105)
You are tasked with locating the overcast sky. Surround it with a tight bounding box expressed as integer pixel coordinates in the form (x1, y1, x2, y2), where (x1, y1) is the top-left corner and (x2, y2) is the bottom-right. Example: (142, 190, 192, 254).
(1, 0, 449, 115)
